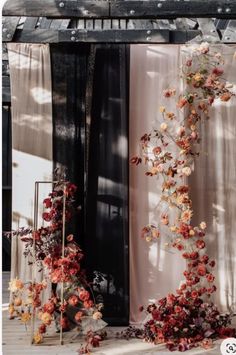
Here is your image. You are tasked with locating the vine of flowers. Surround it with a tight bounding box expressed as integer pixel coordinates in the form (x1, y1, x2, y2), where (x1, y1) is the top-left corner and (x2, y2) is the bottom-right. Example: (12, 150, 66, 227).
(130, 42, 236, 351)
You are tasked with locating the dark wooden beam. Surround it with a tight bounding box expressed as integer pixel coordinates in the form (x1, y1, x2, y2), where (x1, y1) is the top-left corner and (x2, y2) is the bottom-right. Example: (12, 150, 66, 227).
(12, 28, 170, 43)
(3, 0, 109, 18)
(110, 1, 236, 19)
(6, 27, 236, 44)
(59, 28, 170, 42)
(3, 0, 236, 19)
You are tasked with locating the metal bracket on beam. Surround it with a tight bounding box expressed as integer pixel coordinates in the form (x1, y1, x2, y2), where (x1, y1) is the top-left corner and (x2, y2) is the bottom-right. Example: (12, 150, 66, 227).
(2, 16, 20, 41)
(222, 20, 236, 42)
(196, 18, 220, 42)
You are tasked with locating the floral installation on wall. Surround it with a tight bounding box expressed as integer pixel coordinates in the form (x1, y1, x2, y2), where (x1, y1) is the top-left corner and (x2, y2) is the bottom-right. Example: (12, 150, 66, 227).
(130, 42, 236, 351)
(8, 173, 107, 353)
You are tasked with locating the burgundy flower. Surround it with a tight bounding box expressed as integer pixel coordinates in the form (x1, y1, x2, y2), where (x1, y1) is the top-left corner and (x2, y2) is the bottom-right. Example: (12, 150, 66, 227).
(212, 67, 224, 76)
(218, 327, 236, 338)
(42, 212, 51, 222)
(196, 240, 206, 249)
(43, 198, 52, 208)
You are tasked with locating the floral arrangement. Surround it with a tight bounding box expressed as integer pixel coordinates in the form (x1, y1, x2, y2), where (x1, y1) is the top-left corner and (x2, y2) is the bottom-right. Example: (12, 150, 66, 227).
(8, 176, 106, 352)
(131, 42, 236, 351)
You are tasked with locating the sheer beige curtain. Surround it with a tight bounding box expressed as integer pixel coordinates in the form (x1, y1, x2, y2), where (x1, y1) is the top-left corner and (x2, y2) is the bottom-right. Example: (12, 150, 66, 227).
(7, 43, 53, 295)
(129, 45, 185, 323)
(129, 44, 236, 323)
(190, 45, 236, 313)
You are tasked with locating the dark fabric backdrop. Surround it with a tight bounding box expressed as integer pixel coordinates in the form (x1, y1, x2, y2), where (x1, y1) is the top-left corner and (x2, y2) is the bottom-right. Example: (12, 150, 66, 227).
(50, 44, 130, 325)
(2, 105, 12, 270)
(50, 44, 88, 243)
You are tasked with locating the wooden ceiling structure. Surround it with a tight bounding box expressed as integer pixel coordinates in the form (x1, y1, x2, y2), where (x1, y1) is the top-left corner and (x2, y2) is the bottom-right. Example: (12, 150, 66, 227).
(2, 0, 236, 104)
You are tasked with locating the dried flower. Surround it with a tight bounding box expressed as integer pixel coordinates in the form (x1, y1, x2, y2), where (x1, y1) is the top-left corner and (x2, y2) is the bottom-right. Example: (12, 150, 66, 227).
(182, 167, 191, 176)
(160, 122, 168, 131)
(33, 332, 43, 344)
(41, 312, 52, 325)
(92, 311, 103, 320)
(159, 106, 166, 113)
(21, 312, 31, 324)
(8, 278, 24, 292)
(199, 222, 206, 230)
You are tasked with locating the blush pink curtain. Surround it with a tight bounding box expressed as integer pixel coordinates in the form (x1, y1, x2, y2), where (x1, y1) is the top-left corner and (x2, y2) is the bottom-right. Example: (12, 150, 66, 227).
(129, 44, 236, 323)
(8, 43, 53, 301)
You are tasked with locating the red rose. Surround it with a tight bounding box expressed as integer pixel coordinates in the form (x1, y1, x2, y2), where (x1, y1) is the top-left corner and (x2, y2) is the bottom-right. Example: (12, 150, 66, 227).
(43, 198, 52, 208)
(78, 290, 90, 302)
(197, 264, 206, 276)
(68, 295, 79, 307)
(190, 251, 199, 260)
(206, 274, 215, 283)
(42, 212, 51, 222)
(84, 300, 93, 309)
(196, 240, 205, 249)
(175, 306, 182, 313)
(191, 290, 198, 299)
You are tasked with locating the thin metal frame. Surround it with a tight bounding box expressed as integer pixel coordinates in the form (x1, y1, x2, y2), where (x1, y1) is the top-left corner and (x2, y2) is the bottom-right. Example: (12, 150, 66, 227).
(31, 180, 67, 346)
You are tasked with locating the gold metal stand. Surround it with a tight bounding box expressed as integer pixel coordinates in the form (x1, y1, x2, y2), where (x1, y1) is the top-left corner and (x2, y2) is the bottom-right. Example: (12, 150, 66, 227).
(31, 180, 67, 346)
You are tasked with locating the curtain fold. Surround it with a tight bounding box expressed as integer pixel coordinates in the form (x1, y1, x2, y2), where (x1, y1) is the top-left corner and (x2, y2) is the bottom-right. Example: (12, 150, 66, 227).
(86, 45, 130, 325)
(7, 43, 53, 298)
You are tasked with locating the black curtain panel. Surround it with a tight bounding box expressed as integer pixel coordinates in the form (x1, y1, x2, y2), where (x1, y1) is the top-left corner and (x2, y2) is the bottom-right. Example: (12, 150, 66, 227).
(50, 44, 89, 244)
(2, 105, 12, 271)
(50, 44, 130, 325)
(86, 45, 130, 325)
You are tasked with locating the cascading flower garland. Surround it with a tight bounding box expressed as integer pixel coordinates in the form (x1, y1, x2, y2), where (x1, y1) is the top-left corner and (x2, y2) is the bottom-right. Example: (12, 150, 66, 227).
(8, 177, 106, 351)
(130, 43, 236, 351)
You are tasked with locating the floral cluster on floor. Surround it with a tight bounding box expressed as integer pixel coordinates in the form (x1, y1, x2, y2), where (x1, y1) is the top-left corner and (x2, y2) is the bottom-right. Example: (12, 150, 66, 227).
(8, 176, 107, 353)
(130, 43, 236, 351)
